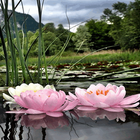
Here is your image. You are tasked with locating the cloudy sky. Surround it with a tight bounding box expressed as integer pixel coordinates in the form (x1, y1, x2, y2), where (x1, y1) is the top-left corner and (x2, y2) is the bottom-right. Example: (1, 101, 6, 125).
(8, 0, 135, 32)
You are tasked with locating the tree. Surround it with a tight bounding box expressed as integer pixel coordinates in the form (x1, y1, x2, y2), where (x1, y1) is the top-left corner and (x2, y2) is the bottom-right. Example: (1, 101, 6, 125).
(43, 32, 61, 55)
(56, 24, 69, 46)
(27, 31, 34, 40)
(28, 30, 62, 56)
(116, 17, 138, 50)
(27, 30, 39, 56)
(43, 23, 56, 33)
(56, 24, 75, 51)
(72, 25, 91, 52)
(85, 19, 114, 50)
(127, 0, 140, 49)
(101, 2, 127, 23)
(101, 2, 128, 42)
(101, 1, 140, 50)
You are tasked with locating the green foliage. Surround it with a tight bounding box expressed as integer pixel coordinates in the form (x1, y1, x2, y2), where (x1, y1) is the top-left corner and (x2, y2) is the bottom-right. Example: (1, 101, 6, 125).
(56, 24, 69, 46)
(43, 32, 61, 55)
(16, 50, 140, 66)
(85, 19, 114, 50)
(43, 23, 56, 33)
(72, 25, 91, 52)
(101, 0, 140, 50)
(28, 31, 39, 56)
(24, 23, 75, 56)
(27, 31, 34, 39)
(55, 24, 74, 51)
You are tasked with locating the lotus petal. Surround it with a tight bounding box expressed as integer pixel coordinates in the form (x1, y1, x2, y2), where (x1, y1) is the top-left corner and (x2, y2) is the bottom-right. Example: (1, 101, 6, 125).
(63, 100, 78, 111)
(120, 94, 140, 105)
(26, 109, 44, 114)
(3, 83, 55, 102)
(74, 83, 140, 112)
(7, 88, 76, 117)
(46, 112, 63, 117)
(104, 107, 124, 112)
(3, 93, 15, 102)
(77, 106, 97, 111)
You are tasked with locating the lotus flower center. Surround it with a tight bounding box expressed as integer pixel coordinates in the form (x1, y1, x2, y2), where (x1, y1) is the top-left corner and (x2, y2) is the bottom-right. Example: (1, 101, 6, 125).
(96, 89, 109, 96)
(87, 91, 93, 94)
(34, 90, 37, 92)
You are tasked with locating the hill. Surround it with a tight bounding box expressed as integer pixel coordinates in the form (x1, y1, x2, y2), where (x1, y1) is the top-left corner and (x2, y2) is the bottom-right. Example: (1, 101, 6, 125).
(0, 9, 44, 33)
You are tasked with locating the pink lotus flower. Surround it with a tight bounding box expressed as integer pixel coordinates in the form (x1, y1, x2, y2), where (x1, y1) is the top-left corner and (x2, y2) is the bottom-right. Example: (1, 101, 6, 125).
(6, 89, 78, 117)
(71, 83, 140, 112)
(3, 83, 56, 103)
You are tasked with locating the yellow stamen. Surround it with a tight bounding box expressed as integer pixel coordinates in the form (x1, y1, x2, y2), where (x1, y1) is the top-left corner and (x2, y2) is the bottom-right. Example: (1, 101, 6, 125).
(96, 89, 109, 96)
(87, 91, 93, 94)
(105, 90, 109, 95)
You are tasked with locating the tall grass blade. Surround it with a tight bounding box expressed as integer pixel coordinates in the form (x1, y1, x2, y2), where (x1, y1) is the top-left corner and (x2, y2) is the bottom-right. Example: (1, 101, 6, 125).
(0, 26, 10, 86)
(36, 0, 43, 84)
(1, 0, 22, 30)
(50, 34, 72, 81)
(12, 0, 27, 83)
(42, 40, 49, 84)
(25, 36, 39, 61)
(1, 0, 19, 85)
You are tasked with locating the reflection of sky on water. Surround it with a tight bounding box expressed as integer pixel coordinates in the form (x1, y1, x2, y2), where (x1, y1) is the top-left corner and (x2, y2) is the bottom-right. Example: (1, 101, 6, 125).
(46, 119, 140, 140)
(0, 111, 140, 140)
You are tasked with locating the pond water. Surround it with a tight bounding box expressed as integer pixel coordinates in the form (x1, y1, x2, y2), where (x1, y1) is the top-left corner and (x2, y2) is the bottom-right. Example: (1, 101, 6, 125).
(0, 108, 140, 140)
(0, 81, 140, 140)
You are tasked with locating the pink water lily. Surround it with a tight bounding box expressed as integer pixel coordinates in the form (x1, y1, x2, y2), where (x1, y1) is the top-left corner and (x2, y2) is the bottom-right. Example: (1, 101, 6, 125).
(3, 83, 56, 103)
(6, 89, 78, 117)
(72, 83, 140, 112)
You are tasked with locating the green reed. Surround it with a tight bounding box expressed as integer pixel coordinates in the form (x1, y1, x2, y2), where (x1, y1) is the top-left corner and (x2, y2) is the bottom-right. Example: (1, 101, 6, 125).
(0, 0, 73, 86)
(1, 0, 139, 86)
(0, 0, 47, 86)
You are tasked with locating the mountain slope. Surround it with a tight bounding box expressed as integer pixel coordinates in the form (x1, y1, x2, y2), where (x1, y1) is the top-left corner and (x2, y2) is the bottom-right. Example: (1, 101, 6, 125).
(0, 9, 44, 33)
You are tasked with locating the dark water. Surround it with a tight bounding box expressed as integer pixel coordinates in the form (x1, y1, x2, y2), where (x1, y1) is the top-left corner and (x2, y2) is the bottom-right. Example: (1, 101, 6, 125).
(0, 105, 140, 140)
(0, 82, 140, 140)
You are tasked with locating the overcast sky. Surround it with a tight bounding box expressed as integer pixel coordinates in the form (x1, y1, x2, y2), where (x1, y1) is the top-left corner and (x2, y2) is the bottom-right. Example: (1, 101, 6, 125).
(8, 0, 135, 32)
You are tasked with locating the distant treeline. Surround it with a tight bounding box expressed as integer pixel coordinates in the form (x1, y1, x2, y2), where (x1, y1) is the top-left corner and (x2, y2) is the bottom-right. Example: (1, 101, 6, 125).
(0, 0, 140, 58)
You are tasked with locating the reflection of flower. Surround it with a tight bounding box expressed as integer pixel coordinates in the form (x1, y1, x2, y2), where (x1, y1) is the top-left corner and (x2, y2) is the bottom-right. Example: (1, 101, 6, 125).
(14, 113, 69, 129)
(3, 83, 55, 102)
(6, 89, 78, 117)
(74, 108, 126, 122)
(70, 83, 140, 112)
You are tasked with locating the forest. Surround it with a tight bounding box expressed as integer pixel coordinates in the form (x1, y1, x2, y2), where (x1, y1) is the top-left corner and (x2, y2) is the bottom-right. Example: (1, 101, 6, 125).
(0, 0, 140, 59)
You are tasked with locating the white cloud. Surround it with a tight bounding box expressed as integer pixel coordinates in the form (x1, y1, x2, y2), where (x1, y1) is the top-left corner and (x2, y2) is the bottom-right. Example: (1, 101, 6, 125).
(7, 0, 135, 31)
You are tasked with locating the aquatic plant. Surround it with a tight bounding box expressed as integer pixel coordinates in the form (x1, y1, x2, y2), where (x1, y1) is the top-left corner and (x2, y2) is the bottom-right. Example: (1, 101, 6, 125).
(3, 83, 55, 102)
(69, 83, 140, 112)
(6, 87, 78, 117)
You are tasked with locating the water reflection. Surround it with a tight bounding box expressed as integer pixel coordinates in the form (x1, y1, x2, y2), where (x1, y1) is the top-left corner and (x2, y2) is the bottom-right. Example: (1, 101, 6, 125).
(1, 107, 140, 140)
(73, 109, 126, 122)
(0, 97, 6, 124)
(15, 113, 69, 129)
